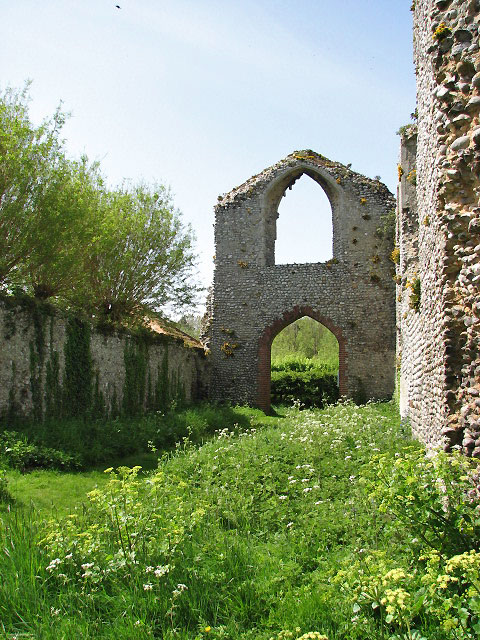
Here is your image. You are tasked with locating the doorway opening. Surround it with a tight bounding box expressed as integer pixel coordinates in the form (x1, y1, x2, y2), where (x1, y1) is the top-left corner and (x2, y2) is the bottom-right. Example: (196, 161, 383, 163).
(270, 316, 339, 408)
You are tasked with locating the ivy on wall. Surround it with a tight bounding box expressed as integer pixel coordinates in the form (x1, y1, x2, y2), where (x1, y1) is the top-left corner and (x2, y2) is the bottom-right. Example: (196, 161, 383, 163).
(45, 316, 62, 419)
(123, 339, 148, 417)
(2, 297, 193, 424)
(29, 302, 48, 422)
(63, 317, 93, 418)
(154, 349, 170, 412)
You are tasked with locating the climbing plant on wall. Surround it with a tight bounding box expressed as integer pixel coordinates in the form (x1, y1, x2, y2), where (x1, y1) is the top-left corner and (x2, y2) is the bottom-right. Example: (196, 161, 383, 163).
(122, 339, 148, 417)
(63, 317, 93, 418)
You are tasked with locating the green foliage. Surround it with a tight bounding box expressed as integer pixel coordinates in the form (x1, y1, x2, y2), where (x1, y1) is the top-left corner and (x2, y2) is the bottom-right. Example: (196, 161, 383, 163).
(375, 208, 397, 253)
(1, 402, 408, 638)
(271, 317, 339, 366)
(397, 110, 418, 139)
(407, 276, 421, 311)
(45, 349, 62, 420)
(406, 169, 417, 186)
(174, 314, 203, 340)
(271, 319, 339, 407)
(433, 22, 451, 41)
(28, 302, 48, 422)
(76, 182, 198, 323)
(2, 404, 254, 468)
(397, 123, 418, 138)
(0, 85, 199, 323)
(25, 156, 104, 300)
(334, 447, 480, 639)
(63, 317, 93, 418)
(364, 448, 479, 556)
(271, 366, 338, 408)
(122, 339, 148, 417)
(155, 349, 170, 412)
(41, 465, 205, 593)
(0, 465, 13, 503)
(0, 83, 66, 287)
(391, 247, 400, 264)
(272, 355, 336, 373)
(0, 430, 80, 472)
(4, 403, 480, 638)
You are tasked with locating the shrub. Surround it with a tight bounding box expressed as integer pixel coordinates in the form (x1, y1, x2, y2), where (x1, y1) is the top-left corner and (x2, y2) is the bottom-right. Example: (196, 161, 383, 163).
(271, 369, 338, 408)
(0, 430, 81, 472)
(41, 465, 206, 593)
(1, 404, 254, 468)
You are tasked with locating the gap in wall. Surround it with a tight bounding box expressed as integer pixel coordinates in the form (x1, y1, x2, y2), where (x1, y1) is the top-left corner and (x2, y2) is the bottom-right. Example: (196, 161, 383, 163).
(275, 174, 333, 264)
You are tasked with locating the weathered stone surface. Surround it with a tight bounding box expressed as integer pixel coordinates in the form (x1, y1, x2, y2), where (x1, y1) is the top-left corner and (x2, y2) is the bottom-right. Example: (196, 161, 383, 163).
(472, 72, 480, 89)
(400, 0, 480, 451)
(451, 135, 470, 150)
(0, 301, 209, 420)
(207, 150, 396, 411)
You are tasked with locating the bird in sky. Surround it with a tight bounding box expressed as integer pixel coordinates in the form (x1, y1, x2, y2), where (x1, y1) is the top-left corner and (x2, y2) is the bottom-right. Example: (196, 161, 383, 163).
(115, 4, 121, 8)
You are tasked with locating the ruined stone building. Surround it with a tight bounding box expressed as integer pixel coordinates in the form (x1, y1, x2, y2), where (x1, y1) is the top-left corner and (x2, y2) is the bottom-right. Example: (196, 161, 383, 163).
(207, 0, 480, 452)
(398, 0, 480, 453)
(207, 151, 396, 413)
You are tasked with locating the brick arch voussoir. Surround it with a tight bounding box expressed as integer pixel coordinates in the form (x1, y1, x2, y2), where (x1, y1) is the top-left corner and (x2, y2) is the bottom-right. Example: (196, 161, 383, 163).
(257, 305, 347, 413)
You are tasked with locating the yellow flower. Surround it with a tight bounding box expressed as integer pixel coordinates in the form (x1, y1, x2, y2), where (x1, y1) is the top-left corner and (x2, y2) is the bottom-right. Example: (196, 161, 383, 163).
(205, 626, 212, 633)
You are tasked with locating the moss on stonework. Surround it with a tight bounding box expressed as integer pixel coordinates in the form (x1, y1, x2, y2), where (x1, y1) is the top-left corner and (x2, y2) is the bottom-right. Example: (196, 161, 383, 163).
(92, 373, 105, 420)
(155, 348, 170, 412)
(45, 351, 61, 419)
(45, 317, 62, 420)
(7, 362, 18, 423)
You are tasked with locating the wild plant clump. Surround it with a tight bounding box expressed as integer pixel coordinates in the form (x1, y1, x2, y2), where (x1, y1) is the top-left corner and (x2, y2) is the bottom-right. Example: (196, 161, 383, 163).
(335, 448, 480, 639)
(1, 402, 479, 638)
(0, 430, 81, 472)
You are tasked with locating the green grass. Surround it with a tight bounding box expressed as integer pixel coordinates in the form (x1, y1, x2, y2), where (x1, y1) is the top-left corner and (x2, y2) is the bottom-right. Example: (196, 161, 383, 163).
(0, 402, 478, 639)
(0, 403, 259, 469)
(5, 469, 108, 515)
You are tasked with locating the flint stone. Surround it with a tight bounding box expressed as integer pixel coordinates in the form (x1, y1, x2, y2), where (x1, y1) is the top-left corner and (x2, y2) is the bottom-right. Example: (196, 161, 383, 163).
(451, 135, 470, 151)
(472, 72, 480, 88)
(467, 96, 480, 109)
(472, 128, 480, 146)
(454, 29, 473, 43)
(436, 85, 451, 99)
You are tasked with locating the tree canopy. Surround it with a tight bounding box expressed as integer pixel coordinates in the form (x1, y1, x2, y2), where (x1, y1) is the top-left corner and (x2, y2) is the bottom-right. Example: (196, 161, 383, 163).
(271, 316, 339, 366)
(0, 84, 199, 323)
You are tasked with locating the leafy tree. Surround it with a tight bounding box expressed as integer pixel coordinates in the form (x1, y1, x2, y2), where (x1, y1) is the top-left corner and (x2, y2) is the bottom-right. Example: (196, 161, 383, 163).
(0, 84, 200, 323)
(271, 316, 338, 365)
(0, 83, 67, 288)
(78, 182, 199, 322)
(25, 156, 104, 300)
(175, 313, 202, 339)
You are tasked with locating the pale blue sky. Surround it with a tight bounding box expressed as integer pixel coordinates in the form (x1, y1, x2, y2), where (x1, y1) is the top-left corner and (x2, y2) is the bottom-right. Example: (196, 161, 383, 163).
(1, 0, 416, 307)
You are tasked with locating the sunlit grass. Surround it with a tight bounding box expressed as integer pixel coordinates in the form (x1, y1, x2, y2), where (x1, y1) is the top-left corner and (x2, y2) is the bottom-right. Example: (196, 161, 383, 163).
(2, 402, 475, 639)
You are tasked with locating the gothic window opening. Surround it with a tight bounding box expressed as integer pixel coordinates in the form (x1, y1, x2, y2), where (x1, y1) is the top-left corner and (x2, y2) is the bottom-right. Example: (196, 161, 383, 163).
(275, 174, 333, 265)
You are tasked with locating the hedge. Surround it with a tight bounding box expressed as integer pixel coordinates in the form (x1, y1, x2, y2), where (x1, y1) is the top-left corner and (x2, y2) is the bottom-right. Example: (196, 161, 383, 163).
(271, 368, 338, 408)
